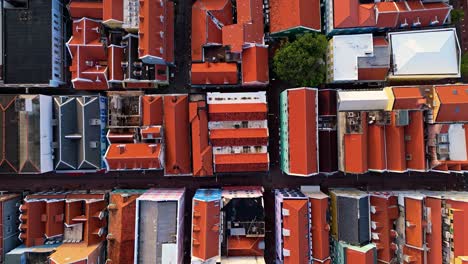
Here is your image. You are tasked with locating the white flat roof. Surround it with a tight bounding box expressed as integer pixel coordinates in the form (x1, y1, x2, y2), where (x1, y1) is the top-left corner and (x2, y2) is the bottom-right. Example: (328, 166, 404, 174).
(389, 28, 460, 76)
(332, 34, 373, 81)
(337, 90, 389, 111)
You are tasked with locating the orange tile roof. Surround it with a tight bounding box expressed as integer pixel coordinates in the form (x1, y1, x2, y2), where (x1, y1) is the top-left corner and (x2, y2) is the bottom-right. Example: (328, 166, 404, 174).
(404, 111, 426, 171)
(344, 133, 368, 174)
(392, 87, 426, 110)
(107, 131, 136, 143)
(343, 113, 368, 174)
(138, 0, 174, 64)
(191, 0, 232, 61)
(107, 192, 142, 264)
(333, 0, 375, 29)
(140, 126, 162, 140)
(0, 96, 19, 173)
(208, 103, 267, 121)
(376, 1, 398, 12)
(385, 116, 406, 172)
(235, 0, 264, 40)
(403, 246, 424, 264)
(141, 95, 163, 126)
(190, 101, 214, 177)
(19, 200, 55, 247)
(191, 62, 238, 85)
(221, 25, 243, 52)
(209, 128, 268, 146)
(357, 68, 389, 81)
(164, 2, 175, 64)
(287, 88, 318, 176)
(242, 46, 269, 85)
(191, 198, 220, 260)
(67, 18, 108, 90)
(425, 197, 443, 264)
(103, 0, 123, 26)
(367, 124, 386, 171)
(445, 199, 468, 258)
(370, 195, 399, 263)
(108, 45, 124, 82)
(346, 245, 376, 264)
(334, 0, 451, 29)
(105, 143, 162, 170)
(227, 236, 264, 256)
(282, 199, 310, 264)
(404, 197, 424, 248)
(372, 37, 388, 47)
(49, 242, 102, 264)
(214, 153, 269, 172)
(69, 1, 103, 19)
(375, 2, 399, 28)
(398, 2, 450, 27)
(65, 199, 107, 246)
(269, 0, 321, 33)
(434, 85, 468, 122)
(309, 196, 330, 261)
(163, 95, 191, 175)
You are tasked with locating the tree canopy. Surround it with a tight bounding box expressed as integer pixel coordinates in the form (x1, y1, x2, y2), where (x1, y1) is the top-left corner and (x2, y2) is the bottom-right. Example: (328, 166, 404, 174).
(273, 33, 328, 87)
(452, 8, 464, 24)
(461, 52, 468, 80)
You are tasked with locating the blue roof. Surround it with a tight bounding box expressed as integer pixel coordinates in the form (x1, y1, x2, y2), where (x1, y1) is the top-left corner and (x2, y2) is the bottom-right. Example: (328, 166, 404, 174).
(194, 189, 222, 202)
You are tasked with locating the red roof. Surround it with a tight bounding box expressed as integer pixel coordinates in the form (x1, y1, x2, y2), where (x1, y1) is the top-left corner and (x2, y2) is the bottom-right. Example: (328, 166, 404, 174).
(242, 46, 269, 85)
(67, 18, 108, 90)
(191, 62, 238, 85)
(357, 68, 389, 81)
(191, 0, 264, 86)
(141, 95, 163, 126)
(138, 0, 174, 64)
(190, 101, 214, 176)
(141, 126, 162, 140)
(209, 128, 268, 146)
(191, 0, 232, 61)
(385, 114, 406, 172)
(108, 45, 124, 82)
(107, 193, 141, 264)
(434, 85, 468, 122)
(334, 0, 451, 29)
(0, 96, 19, 173)
(105, 143, 162, 170)
(69, 1, 103, 19)
(391, 87, 426, 110)
(102, 0, 123, 26)
(345, 108, 426, 174)
(404, 111, 426, 171)
(370, 195, 399, 263)
(191, 197, 220, 260)
(286, 88, 318, 176)
(221, 0, 264, 52)
(281, 199, 310, 264)
(375, 2, 399, 28)
(269, 0, 321, 34)
(163, 95, 191, 175)
(208, 103, 267, 121)
(373, 37, 388, 47)
(333, 0, 375, 29)
(343, 112, 368, 174)
(214, 153, 269, 172)
(367, 124, 386, 171)
(309, 195, 330, 261)
(346, 246, 376, 263)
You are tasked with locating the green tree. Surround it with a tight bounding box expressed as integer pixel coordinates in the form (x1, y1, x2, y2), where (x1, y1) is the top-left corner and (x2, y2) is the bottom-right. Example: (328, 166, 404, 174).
(461, 52, 468, 79)
(273, 33, 328, 87)
(452, 8, 464, 24)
